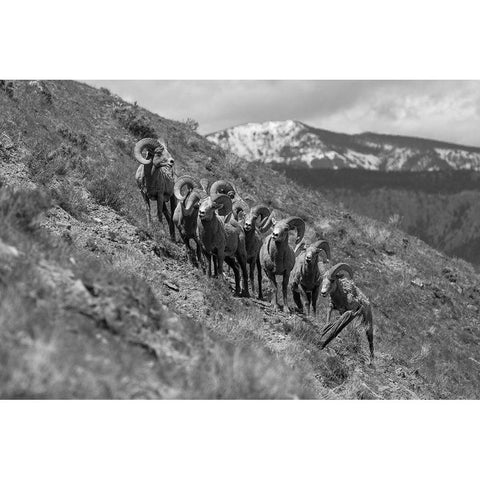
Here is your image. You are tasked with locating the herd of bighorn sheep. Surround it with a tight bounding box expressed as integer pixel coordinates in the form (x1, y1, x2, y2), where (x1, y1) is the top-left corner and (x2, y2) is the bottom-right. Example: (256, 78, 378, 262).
(134, 137, 374, 361)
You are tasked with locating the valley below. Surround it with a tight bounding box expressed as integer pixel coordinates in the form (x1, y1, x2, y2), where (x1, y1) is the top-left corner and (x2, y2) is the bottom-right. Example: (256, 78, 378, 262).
(273, 167, 480, 269)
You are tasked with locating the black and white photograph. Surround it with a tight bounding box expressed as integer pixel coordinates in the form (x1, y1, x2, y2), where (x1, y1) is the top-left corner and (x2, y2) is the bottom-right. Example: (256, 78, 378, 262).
(1, 1, 479, 479)
(2, 78, 480, 400)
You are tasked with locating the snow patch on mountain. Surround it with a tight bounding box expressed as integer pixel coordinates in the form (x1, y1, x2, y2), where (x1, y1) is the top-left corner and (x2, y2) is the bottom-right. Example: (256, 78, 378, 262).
(207, 120, 480, 171)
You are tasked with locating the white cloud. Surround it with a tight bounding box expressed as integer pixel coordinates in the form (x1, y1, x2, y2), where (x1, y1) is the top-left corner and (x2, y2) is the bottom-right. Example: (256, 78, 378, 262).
(88, 80, 480, 147)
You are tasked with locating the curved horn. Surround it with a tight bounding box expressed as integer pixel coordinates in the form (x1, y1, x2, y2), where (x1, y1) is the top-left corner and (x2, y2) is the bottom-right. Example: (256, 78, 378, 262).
(312, 239, 331, 260)
(294, 241, 306, 257)
(133, 138, 160, 165)
(174, 176, 201, 201)
(210, 180, 236, 198)
(232, 203, 245, 220)
(327, 263, 353, 280)
(250, 205, 271, 225)
(285, 216, 305, 245)
(259, 210, 276, 233)
(211, 193, 232, 217)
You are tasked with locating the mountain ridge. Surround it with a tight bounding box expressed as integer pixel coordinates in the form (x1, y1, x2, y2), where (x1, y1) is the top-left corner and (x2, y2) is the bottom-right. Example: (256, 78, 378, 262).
(207, 120, 480, 171)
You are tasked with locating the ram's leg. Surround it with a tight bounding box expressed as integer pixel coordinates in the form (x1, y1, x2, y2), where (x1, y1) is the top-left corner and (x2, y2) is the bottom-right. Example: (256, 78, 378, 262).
(195, 239, 204, 271)
(161, 199, 175, 241)
(249, 260, 255, 295)
(282, 274, 292, 313)
(320, 309, 356, 349)
(305, 289, 312, 317)
(168, 196, 177, 241)
(204, 252, 212, 277)
(216, 254, 224, 278)
(363, 306, 375, 363)
(236, 253, 250, 298)
(225, 257, 241, 295)
(291, 282, 304, 314)
(142, 193, 152, 229)
(265, 270, 280, 311)
(186, 238, 198, 267)
(325, 302, 334, 324)
(156, 197, 164, 225)
(256, 257, 264, 300)
(312, 286, 320, 320)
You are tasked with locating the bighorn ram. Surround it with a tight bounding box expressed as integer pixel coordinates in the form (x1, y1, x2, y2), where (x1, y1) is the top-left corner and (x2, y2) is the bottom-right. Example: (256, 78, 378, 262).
(209, 180, 249, 221)
(242, 205, 271, 300)
(173, 175, 208, 268)
(259, 215, 305, 312)
(291, 239, 331, 318)
(134, 137, 177, 240)
(319, 263, 374, 361)
(197, 193, 250, 297)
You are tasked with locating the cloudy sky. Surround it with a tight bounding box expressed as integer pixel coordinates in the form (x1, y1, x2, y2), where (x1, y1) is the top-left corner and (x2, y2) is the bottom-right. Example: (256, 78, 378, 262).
(88, 81, 480, 147)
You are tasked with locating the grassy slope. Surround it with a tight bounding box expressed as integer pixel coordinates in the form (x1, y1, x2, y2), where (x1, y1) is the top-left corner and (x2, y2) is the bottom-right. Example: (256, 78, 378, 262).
(1, 80, 479, 399)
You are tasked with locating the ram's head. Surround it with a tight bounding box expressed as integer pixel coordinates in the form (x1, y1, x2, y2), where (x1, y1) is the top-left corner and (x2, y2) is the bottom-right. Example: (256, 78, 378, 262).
(133, 137, 174, 174)
(297, 239, 331, 265)
(174, 176, 208, 216)
(243, 205, 271, 233)
(270, 216, 305, 245)
(320, 263, 353, 297)
(198, 193, 232, 221)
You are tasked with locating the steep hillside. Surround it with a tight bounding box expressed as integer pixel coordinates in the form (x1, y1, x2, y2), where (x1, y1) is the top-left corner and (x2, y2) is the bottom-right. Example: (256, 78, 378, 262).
(207, 120, 480, 171)
(1, 80, 480, 399)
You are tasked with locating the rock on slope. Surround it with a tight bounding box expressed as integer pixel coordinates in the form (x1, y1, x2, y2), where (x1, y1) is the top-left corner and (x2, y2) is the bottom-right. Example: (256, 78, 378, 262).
(1, 80, 480, 399)
(207, 120, 480, 171)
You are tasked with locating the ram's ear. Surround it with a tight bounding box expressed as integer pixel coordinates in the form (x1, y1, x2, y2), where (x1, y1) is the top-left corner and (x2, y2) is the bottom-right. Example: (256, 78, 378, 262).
(271, 217, 277, 226)
(224, 212, 233, 223)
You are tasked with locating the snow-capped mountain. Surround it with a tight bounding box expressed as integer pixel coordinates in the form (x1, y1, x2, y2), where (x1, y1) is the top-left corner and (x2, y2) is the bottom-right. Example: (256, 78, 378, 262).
(206, 120, 480, 171)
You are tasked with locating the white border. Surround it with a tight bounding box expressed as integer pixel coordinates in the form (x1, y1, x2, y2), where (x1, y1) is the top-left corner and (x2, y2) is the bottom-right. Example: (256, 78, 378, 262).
(1, 1, 478, 478)
(1, 401, 478, 479)
(1, 1, 480, 79)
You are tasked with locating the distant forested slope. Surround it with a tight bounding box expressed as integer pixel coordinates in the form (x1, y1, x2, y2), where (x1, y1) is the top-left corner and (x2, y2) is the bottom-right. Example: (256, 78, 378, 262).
(274, 167, 480, 268)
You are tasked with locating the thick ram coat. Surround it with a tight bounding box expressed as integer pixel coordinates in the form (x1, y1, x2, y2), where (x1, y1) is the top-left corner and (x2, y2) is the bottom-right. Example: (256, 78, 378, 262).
(290, 239, 331, 318)
(134, 137, 177, 240)
(172, 176, 208, 268)
(259, 215, 305, 312)
(241, 205, 271, 300)
(197, 193, 249, 297)
(319, 263, 374, 361)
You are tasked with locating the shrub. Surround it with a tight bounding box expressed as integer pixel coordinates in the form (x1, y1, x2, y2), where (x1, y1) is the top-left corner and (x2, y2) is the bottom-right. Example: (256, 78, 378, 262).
(1, 81, 15, 98)
(113, 105, 156, 139)
(56, 125, 88, 150)
(27, 143, 76, 184)
(99, 87, 111, 96)
(52, 183, 89, 219)
(388, 213, 401, 227)
(0, 185, 51, 232)
(87, 174, 123, 211)
(183, 117, 199, 132)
